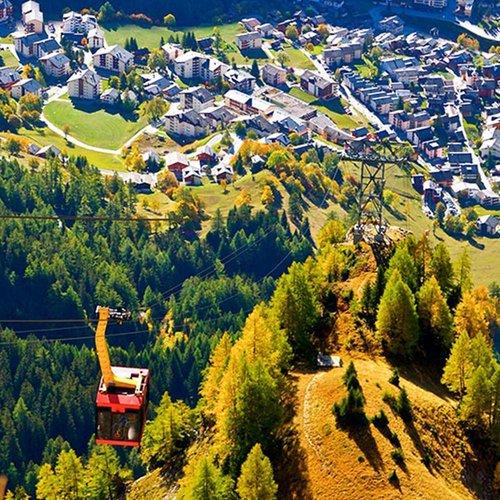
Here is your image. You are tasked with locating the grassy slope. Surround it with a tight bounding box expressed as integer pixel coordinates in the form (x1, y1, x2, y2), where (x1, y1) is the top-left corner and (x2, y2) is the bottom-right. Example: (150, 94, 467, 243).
(43, 100, 146, 150)
(0, 48, 19, 68)
(270, 44, 315, 70)
(1, 128, 127, 171)
(291, 357, 488, 499)
(289, 87, 366, 130)
(103, 22, 264, 65)
(379, 164, 500, 286)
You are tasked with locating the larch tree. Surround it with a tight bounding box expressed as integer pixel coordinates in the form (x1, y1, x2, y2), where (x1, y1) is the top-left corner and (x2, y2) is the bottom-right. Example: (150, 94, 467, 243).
(454, 286, 499, 340)
(200, 333, 233, 419)
(455, 249, 473, 297)
(376, 270, 420, 357)
(459, 366, 495, 428)
(417, 276, 453, 360)
(178, 456, 233, 500)
(430, 243, 454, 297)
(441, 331, 472, 395)
(271, 262, 321, 356)
(236, 444, 278, 500)
(386, 244, 418, 291)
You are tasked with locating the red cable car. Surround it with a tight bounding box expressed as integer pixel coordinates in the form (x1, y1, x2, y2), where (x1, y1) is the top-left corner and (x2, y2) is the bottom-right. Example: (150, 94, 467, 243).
(94, 307, 150, 447)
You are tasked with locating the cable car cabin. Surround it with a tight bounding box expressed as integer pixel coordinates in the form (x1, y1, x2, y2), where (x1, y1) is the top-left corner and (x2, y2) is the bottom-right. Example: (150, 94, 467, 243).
(96, 366, 150, 447)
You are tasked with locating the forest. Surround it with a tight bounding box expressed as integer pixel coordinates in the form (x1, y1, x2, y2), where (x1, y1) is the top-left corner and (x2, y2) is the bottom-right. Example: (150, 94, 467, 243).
(0, 155, 311, 497)
(11, 0, 293, 25)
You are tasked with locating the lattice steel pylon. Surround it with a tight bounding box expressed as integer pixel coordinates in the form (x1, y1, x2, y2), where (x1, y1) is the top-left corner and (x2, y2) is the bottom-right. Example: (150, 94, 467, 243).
(342, 142, 406, 245)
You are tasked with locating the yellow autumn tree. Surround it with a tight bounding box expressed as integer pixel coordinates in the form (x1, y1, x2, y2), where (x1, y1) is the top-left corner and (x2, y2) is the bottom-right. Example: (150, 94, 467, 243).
(261, 185, 274, 207)
(454, 286, 499, 340)
(235, 188, 252, 207)
(200, 333, 233, 419)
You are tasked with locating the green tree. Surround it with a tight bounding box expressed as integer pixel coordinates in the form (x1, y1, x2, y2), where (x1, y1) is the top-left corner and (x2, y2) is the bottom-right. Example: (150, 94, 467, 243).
(386, 244, 418, 291)
(140, 393, 195, 468)
(163, 13, 176, 27)
(97, 1, 116, 24)
(147, 48, 167, 70)
(140, 95, 169, 122)
(178, 456, 233, 500)
(250, 59, 259, 79)
(442, 331, 472, 395)
(271, 262, 321, 355)
(417, 276, 453, 360)
(285, 25, 299, 41)
(237, 444, 277, 500)
(430, 243, 454, 297)
(376, 270, 419, 357)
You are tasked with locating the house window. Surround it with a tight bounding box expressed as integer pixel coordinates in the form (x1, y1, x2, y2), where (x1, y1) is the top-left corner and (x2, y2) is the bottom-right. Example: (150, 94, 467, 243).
(112, 57, 119, 70)
(99, 54, 106, 67)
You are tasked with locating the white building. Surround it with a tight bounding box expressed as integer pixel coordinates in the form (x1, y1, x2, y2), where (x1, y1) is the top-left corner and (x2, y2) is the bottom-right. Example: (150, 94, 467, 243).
(67, 68, 101, 100)
(22, 1, 43, 33)
(39, 52, 71, 78)
(62, 11, 97, 34)
(87, 28, 105, 50)
(11, 77, 42, 99)
(235, 31, 262, 50)
(93, 45, 133, 74)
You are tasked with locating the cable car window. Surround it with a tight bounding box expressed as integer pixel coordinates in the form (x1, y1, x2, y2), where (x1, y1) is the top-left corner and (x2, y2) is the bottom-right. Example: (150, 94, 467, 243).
(96, 408, 143, 442)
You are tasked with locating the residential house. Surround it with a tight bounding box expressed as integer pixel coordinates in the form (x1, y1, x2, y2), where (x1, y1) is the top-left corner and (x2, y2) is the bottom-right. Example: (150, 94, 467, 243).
(22, 1, 43, 33)
(235, 31, 262, 50)
(0, 66, 20, 90)
(0, 0, 13, 23)
(13, 32, 45, 58)
(461, 163, 479, 182)
(39, 52, 71, 78)
(429, 167, 453, 187)
(173, 51, 207, 79)
(164, 152, 190, 179)
(244, 114, 279, 137)
(224, 68, 255, 93)
(476, 215, 499, 235)
(182, 165, 202, 186)
(62, 11, 97, 34)
(179, 86, 214, 112)
(378, 16, 404, 35)
(406, 126, 434, 148)
(200, 105, 237, 128)
(11, 77, 41, 99)
(197, 145, 215, 164)
(262, 63, 286, 87)
(300, 70, 336, 100)
(197, 37, 213, 53)
(413, 0, 448, 8)
(141, 72, 177, 98)
(256, 23, 274, 37)
(480, 126, 500, 159)
(36, 144, 61, 159)
(200, 57, 229, 83)
(323, 42, 362, 67)
(240, 18, 261, 31)
(224, 89, 273, 116)
(100, 87, 120, 105)
(212, 163, 233, 183)
(33, 38, 61, 59)
(423, 180, 442, 206)
(164, 108, 212, 139)
(422, 140, 444, 159)
(93, 45, 134, 74)
(67, 68, 100, 100)
(87, 28, 105, 50)
(448, 151, 474, 174)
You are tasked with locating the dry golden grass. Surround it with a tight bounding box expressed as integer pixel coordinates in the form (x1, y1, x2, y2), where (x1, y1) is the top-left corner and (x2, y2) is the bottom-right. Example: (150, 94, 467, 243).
(291, 357, 493, 500)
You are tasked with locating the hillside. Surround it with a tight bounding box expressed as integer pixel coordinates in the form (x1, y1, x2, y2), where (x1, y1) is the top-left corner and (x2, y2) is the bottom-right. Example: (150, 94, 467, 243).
(289, 357, 494, 499)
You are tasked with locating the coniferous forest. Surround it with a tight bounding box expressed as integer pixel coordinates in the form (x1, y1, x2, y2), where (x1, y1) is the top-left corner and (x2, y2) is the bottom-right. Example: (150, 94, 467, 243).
(0, 155, 311, 496)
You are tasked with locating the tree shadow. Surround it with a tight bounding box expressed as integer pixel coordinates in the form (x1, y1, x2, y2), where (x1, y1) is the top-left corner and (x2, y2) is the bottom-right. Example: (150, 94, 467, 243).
(274, 373, 314, 499)
(345, 421, 385, 472)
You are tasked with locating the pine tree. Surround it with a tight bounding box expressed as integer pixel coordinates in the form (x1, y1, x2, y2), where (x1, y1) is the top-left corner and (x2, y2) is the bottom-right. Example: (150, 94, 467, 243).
(237, 444, 278, 500)
(376, 271, 419, 357)
(417, 276, 453, 360)
(250, 60, 260, 79)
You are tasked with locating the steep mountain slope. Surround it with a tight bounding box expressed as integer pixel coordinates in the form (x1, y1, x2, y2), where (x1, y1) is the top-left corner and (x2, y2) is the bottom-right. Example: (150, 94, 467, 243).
(290, 357, 495, 499)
